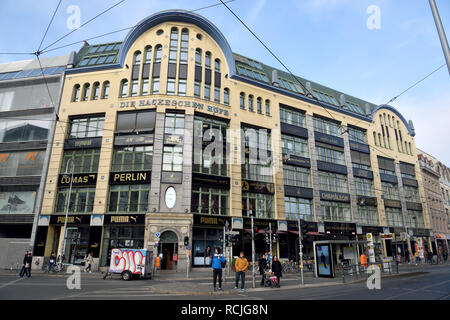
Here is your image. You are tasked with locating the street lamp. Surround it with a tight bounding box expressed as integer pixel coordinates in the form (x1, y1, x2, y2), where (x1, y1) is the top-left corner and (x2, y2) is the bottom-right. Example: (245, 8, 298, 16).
(59, 158, 75, 267)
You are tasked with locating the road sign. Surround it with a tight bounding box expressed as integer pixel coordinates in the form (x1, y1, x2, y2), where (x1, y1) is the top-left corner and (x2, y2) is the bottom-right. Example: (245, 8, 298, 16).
(155, 232, 160, 238)
(186, 246, 191, 250)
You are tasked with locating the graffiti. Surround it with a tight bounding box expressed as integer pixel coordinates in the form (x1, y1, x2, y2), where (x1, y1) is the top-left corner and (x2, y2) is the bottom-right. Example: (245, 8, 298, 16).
(110, 249, 146, 274)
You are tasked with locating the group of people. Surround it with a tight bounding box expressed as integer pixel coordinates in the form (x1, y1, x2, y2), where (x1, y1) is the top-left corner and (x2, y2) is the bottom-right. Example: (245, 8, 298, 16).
(211, 249, 282, 292)
(18, 250, 33, 278)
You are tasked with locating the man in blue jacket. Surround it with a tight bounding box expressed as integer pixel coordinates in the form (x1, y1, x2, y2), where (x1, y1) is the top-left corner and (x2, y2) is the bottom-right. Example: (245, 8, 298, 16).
(212, 247, 226, 292)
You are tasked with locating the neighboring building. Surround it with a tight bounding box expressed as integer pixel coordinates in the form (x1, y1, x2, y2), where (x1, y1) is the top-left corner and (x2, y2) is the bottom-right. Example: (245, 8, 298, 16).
(33, 10, 431, 271)
(417, 149, 450, 253)
(0, 54, 72, 268)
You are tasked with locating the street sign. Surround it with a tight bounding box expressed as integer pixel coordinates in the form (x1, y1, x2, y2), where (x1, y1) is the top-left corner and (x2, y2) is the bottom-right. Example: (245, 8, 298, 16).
(155, 232, 160, 238)
(186, 246, 192, 250)
(227, 231, 240, 235)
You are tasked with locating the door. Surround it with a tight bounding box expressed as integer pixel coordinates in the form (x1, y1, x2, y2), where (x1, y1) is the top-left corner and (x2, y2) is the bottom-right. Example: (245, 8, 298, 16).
(158, 231, 178, 270)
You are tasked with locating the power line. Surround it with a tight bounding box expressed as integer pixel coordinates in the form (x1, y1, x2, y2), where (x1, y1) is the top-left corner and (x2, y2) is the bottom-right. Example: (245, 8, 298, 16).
(40, 0, 238, 55)
(385, 63, 446, 105)
(41, 0, 127, 52)
(37, 0, 63, 53)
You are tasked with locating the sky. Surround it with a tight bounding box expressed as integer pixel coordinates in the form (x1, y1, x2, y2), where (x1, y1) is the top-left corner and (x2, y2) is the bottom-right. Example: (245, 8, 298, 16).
(0, 0, 449, 164)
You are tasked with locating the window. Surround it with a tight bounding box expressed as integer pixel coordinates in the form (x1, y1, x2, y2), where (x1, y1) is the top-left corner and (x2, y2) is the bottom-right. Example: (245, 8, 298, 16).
(257, 97, 262, 114)
(144, 46, 152, 63)
(242, 192, 273, 218)
(108, 184, 149, 213)
(151, 78, 159, 94)
(283, 165, 311, 188)
(192, 186, 228, 215)
(0, 150, 44, 177)
(178, 79, 187, 96)
(204, 84, 210, 100)
(194, 81, 201, 98)
(248, 95, 254, 112)
(242, 157, 272, 183)
(404, 186, 420, 203)
(133, 51, 141, 65)
(195, 49, 202, 66)
(154, 45, 162, 63)
(385, 208, 404, 227)
(240, 92, 246, 109)
(0, 115, 51, 143)
(321, 201, 351, 222)
(358, 206, 379, 225)
(169, 27, 178, 64)
(316, 146, 345, 166)
(205, 52, 211, 69)
(214, 87, 220, 103)
(351, 150, 371, 170)
(313, 117, 341, 137)
(382, 182, 400, 200)
(165, 113, 185, 135)
(68, 115, 104, 138)
(141, 79, 149, 95)
(163, 146, 183, 171)
(265, 100, 270, 116)
(0, 186, 37, 214)
(180, 28, 189, 63)
(318, 172, 348, 193)
(56, 187, 95, 213)
(112, 146, 153, 172)
(166, 79, 176, 95)
(61, 149, 100, 173)
(130, 80, 139, 97)
(354, 177, 375, 197)
(101, 81, 110, 99)
(214, 59, 220, 73)
(72, 84, 80, 102)
(223, 88, 230, 105)
(284, 197, 313, 221)
(280, 107, 306, 127)
(81, 83, 90, 101)
(281, 134, 309, 158)
(348, 127, 367, 144)
(120, 79, 128, 98)
(116, 110, 155, 133)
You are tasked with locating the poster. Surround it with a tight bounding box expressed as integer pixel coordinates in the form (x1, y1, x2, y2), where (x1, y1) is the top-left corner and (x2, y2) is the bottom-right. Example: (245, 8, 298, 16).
(0, 191, 36, 213)
(316, 244, 333, 278)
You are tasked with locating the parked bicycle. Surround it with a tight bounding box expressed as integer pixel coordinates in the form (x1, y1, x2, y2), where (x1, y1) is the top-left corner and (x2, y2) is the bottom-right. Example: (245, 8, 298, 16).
(281, 260, 300, 273)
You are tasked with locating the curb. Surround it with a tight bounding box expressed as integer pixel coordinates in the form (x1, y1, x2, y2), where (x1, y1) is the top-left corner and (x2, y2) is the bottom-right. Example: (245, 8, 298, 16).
(343, 271, 428, 285)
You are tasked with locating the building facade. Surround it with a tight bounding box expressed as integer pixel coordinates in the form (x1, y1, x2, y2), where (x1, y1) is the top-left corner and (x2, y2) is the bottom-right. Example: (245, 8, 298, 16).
(32, 10, 433, 271)
(0, 55, 71, 268)
(417, 149, 450, 253)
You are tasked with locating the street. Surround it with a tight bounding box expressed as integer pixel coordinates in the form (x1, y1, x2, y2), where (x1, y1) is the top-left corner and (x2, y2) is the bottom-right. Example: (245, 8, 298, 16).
(0, 264, 448, 300)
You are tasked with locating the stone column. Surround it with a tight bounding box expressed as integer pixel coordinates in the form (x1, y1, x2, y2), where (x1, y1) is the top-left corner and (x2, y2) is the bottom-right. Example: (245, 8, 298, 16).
(342, 127, 359, 223)
(305, 115, 321, 222)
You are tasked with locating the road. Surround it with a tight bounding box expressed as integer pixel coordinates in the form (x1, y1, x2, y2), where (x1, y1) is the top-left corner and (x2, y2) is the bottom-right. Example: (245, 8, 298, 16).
(0, 264, 448, 300)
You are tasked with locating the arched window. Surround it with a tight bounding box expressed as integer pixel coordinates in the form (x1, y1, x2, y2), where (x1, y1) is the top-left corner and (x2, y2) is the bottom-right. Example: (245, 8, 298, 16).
(408, 142, 412, 155)
(224, 88, 230, 105)
(257, 97, 262, 114)
(248, 95, 254, 112)
(265, 99, 270, 116)
(72, 84, 80, 102)
(205, 51, 211, 69)
(144, 46, 152, 64)
(240, 92, 246, 109)
(195, 49, 202, 66)
(388, 115, 391, 127)
(154, 45, 162, 63)
(169, 27, 178, 63)
(378, 133, 382, 147)
(120, 79, 128, 98)
(92, 82, 100, 100)
(102, 81, 110, 99)
(81, 83, 90, 101)
(214, 59, 220, 73)
(373, 132, 377, 146)
(180, 28, 189, 63)
(133, 51, 141, 65)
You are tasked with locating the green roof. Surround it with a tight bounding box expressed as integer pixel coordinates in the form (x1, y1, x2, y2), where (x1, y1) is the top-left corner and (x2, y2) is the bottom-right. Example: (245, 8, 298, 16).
(73, 41, 377, 117)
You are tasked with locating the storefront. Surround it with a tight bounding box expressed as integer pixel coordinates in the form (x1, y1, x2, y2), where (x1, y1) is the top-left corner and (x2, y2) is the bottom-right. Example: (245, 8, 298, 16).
(192, 214, 230, 267)
(359, 225, 385, 261)
(278, 220, 318, 261)
(99, 214, 145, 267)
(320, 222, 357, 266)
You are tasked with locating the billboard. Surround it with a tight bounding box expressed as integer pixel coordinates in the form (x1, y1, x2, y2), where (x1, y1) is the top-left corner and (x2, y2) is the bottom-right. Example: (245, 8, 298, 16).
(316, 244, 334, 278)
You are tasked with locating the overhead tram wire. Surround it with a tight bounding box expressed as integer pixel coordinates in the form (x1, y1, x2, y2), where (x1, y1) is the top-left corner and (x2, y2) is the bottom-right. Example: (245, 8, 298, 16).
(40, 0, 238, 55)
(41, 0, 127, 53)
(37, 0, 63, 53)
(218, 0, 419, 162)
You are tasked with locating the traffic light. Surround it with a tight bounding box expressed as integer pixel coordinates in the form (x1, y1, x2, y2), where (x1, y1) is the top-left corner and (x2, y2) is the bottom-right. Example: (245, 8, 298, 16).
(301, 222, 308, 240)
(249, 205, 254, 217)
(272, 233, 278, 243)
(184, 236, 189, 246)
(231, 235, 238, 246)
(225, 235, 229, 247)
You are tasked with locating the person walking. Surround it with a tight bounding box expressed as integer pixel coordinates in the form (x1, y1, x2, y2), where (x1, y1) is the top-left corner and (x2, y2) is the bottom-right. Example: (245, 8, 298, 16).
(21, 251, 32, 278)
(211, 247, 226, 292)
(258, 254, 267, 286)
(234, 252, 248, 293)
(271, 256, 282, 287)
(84, 252, 94, 273)
(48, 252, 57, 273)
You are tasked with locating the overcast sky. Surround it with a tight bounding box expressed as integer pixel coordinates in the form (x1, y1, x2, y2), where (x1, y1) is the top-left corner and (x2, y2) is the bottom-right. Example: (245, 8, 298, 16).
(1, 0, 449, 165)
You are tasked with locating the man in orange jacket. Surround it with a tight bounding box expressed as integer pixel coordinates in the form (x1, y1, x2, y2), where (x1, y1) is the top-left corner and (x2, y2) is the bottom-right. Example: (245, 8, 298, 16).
(234, 252, 249, 293)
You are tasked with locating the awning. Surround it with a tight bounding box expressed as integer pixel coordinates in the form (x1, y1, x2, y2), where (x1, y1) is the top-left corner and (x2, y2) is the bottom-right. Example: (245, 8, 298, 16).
(435, 234, 443, 239)
(276, 230, 286, 234)
(289, 230, 299, 234)
(306, 231, 323, 236)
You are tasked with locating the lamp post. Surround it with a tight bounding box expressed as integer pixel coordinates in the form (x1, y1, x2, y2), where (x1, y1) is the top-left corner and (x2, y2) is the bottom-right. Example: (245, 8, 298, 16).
(297, 216, 304, 285)
(429, 0, 450, 75)
(59, 158, 74, 267)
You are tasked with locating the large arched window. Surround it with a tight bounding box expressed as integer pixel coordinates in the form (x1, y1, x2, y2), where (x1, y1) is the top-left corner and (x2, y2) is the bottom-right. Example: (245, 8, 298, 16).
(248, 95, 254, 112)
(257, 97, 262, 114)
(101, 81, 110, 99)
(214, 59, 220, 73)
(92, 82, 100, 100)
(195, 48, 202, 66)
(81, 83, 90, 101)
(120, 79, 128, 98)
(169, 27, 178, 64)
(240, 92, 246, 109)
(205, 51, 211, 69)
(154, 45, 162, 63)
(72, 84, 80, 102)
(180, 28, 189, 63)
(223, 88, 230, 106)
(144, 46, 152, 63)
(133, 51, 141, 65)
(265, 99, 270, 116)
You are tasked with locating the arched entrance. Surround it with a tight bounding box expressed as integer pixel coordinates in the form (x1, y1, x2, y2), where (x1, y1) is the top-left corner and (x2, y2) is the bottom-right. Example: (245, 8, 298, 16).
(158, 231, 178, 270)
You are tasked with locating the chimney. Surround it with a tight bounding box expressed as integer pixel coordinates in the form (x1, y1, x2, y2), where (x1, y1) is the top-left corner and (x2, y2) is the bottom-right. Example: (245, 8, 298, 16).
(82, 41, 90, 47)
(340, 94, 346, 108)
(408, 120, 415, 135)
(272, 70, 279, 87)
(364, 103, 371, 116)
(305, 82, 314, 98)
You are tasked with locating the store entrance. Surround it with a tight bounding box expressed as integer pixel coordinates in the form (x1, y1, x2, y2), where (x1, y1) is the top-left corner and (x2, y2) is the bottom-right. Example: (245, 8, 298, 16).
(158, 231, 178, 270)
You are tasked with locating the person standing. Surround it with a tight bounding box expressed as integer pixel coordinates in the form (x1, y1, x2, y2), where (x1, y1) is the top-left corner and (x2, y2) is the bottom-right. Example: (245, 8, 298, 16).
(428, 250, 434, 265)
(84, 252, 94, 273)
(258, 254, 267, 286)
(211, 247, 226, 292)
(266, 251, 272, 265)
(271, 256, 282, 287)
(234, 252, 248, 293)
(21, 251, 32, 278)
(48, 252, 57, 273)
